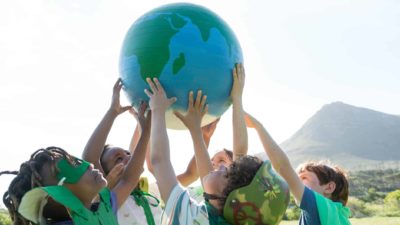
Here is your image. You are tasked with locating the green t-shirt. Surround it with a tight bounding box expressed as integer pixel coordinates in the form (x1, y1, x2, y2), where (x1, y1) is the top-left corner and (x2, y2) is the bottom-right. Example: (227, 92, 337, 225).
(300, 187, 351, 225)
(314, 188, 351, 225)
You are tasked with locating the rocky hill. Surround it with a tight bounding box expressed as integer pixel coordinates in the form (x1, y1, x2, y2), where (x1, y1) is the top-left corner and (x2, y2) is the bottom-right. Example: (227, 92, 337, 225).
(279, 102, 400, 170)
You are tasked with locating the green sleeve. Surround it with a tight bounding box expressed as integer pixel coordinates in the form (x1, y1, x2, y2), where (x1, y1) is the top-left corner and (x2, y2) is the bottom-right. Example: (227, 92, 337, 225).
(313, 191, 351, 225)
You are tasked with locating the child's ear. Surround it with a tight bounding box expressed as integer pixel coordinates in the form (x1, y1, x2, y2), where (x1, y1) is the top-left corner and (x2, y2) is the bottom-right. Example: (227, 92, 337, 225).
(323, 181, 336, 195)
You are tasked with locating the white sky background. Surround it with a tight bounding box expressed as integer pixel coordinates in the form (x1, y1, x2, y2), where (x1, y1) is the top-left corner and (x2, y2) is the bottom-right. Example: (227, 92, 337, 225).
(1, 0, 399, 207)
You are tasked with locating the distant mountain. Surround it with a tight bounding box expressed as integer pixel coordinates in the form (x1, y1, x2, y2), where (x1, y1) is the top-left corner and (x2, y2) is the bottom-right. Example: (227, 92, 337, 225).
(276, 102, 400, 170)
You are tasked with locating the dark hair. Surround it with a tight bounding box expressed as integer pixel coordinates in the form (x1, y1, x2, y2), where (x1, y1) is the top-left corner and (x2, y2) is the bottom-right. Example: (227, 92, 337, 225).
(1, 147, 74, 225)
(297, 161, 349, 205)
(100, 144, 112, 174)
(218, 156, 263, 212)
(222, 149, 233, 162)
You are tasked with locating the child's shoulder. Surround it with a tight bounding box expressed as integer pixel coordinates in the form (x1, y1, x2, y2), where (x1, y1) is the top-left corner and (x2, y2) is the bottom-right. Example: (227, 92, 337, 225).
(162, 184, 210, 225)
(300, 186, 318, 207)
(302, 187, 351, 225)
(303, 186, 347, 211)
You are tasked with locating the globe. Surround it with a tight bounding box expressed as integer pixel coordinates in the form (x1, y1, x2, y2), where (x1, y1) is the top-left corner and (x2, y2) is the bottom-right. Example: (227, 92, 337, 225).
(119, 3, 243, 129)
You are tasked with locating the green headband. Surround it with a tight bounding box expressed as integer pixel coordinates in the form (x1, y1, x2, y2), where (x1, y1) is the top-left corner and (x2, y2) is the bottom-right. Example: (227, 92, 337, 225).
(223, 161, 290, 225)
(56, 158, 90, 184)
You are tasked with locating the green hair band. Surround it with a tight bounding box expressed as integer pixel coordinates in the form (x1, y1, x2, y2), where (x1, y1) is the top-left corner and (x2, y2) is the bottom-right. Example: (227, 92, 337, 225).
(56, 158, 90, 184)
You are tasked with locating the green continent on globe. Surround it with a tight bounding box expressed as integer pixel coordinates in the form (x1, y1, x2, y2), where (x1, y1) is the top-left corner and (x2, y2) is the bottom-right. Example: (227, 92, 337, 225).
(160, 5, 237, 55)
(122, 4, 238, 80)
(172, 52, 185, 75)
(122, 13, 187, 80)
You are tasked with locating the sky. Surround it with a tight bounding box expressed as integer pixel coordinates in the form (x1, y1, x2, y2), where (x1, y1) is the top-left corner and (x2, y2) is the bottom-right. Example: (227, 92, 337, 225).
(0, 0, 399, 207)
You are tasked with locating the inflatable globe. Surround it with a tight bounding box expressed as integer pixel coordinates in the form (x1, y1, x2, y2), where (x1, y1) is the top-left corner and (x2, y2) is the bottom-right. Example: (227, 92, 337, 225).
(119, 3, 243, 129)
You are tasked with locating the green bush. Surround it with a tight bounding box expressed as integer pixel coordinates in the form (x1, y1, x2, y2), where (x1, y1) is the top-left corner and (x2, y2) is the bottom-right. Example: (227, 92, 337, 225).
(0, 209, 11, 225)
(347, 197, 372, 218)
(283, 195, 301, 220)
(359, 188, 386, 203)
(384, 190, 400, 205)
(364, 202, 385, 217)
(285, 207, 301, 221)
(383, 190, 400, 217)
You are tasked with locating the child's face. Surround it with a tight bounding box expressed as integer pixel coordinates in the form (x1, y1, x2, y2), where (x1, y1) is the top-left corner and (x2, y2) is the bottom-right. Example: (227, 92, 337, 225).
(298, 170, 333, 197)
(80, 163, 107, 188)
(298, 170, 323, 191)
(202, 165, 229, 207)
(102, 146, 131, 174)
(211, 150, 232, 170)
(66, 163, 107, 199)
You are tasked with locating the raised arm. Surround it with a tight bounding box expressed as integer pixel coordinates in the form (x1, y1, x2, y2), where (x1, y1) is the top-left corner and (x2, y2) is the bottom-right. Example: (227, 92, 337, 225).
(244, 112, 305, 203)
(82, 79, 132, 174)
(128, 124, 141, 153)
(174, 91, 212, 185)
(113, 102, 151, 208)
(176, 119, 219, 186)
(145, 78, 178, 203)
(176, 156, 197, 187)
(231, 63, 248, 160)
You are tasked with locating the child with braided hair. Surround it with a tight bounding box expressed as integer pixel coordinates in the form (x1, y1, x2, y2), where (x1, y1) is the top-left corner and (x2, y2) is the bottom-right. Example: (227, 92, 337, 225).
(0, 91, 151, 224)
(2, 147, 109, 225)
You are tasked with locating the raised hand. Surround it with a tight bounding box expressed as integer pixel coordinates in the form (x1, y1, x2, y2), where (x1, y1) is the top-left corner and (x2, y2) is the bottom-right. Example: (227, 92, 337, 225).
(110, 78, 132, 115)
(230, 63, 245, 100)
(130, 101, 151, 133)
(82, 78, 132, 175)
(105, 163, 124, 189)
(174, 90, 208, 132)
(144, 78, 176, 112)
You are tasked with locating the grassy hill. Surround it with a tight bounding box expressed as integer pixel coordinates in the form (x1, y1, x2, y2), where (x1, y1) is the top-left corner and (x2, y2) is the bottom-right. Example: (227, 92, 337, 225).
(349, 169, 400, 197)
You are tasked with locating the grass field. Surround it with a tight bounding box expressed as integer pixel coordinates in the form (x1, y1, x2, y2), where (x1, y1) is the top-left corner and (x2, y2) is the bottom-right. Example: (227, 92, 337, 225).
(280, 217, 400, 225)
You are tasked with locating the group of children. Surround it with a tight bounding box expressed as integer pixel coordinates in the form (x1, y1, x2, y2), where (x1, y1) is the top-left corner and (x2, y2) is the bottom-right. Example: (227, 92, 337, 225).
(1, 63, 351, 225)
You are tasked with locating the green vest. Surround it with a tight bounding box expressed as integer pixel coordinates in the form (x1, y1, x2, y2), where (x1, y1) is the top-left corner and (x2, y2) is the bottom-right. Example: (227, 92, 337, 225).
(19, 186, 119, 225)
(205, 201, 231, 225)
(223, 161, 290, 225)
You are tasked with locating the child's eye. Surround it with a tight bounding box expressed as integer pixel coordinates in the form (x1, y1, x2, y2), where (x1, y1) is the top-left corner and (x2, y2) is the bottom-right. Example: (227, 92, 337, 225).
(116, 157, 123, 163)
